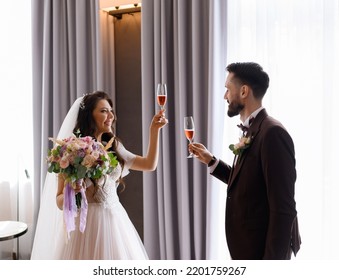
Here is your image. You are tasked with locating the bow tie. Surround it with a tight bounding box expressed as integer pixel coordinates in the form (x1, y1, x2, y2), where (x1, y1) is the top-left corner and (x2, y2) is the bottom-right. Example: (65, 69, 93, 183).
(237, 117, 254, 134)
(237, 123, 248, 133)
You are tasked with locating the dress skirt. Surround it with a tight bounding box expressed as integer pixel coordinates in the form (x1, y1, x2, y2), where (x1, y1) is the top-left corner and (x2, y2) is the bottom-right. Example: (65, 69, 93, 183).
(60, 202, 148, 260)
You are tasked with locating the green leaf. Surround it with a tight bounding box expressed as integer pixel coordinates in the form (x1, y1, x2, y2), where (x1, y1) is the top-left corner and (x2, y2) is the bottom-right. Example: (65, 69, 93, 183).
(48, 164, 55, 173)
(77, 165, 87, 179)
(108, 152, 118, 168)
(48, 162, 61, 173)
(229, 144, 241, 155)
(74, 156, 82, 166)
(91, 169, 103, 179)
(52, 146, 61, 157)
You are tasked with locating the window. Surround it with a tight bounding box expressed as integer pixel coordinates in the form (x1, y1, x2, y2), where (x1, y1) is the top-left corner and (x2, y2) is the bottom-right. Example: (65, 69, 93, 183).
(0, 1, 32, 183)
(224, 0, 339, 259)
(0, 0, 32, 236)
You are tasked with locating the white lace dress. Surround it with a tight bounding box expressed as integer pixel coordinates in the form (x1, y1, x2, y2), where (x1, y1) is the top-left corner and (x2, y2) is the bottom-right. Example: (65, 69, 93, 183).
(59, 144, 148, 260)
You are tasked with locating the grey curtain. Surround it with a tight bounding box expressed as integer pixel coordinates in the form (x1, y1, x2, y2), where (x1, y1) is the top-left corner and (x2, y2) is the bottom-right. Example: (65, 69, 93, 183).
(31, 0, 228, 260)
(31, 0, 114, 242)
(142, 0, 227, 259)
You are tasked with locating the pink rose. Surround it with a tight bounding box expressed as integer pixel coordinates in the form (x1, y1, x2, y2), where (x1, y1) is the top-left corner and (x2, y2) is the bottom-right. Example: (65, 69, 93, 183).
(59, 157, 70, 169)
(82, 154, 97, 168)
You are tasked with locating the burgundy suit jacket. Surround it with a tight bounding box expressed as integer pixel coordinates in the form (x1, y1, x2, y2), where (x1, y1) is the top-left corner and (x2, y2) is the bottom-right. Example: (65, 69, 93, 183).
(212, 109, 301, 259)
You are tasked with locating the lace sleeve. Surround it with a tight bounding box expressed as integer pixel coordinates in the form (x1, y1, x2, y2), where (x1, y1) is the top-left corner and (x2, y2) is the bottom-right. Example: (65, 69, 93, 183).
(116, 142, 136, 178)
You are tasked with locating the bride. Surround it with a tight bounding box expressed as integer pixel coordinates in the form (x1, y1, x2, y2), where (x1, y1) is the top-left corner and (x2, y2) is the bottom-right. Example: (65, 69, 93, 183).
(31, 91, 167, 259)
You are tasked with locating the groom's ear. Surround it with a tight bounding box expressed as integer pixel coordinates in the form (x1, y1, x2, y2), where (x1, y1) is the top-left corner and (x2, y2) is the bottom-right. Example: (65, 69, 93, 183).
(240, 85, 249, 99)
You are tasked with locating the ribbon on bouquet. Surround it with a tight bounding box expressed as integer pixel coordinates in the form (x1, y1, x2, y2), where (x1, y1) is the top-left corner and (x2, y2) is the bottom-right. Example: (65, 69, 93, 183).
(78, 186, 88, 233)
(63, 180, 88, 238)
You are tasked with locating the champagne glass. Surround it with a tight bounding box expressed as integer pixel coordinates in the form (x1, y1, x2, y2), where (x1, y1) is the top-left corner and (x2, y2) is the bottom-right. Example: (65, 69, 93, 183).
(156, 83, 167, 110)
(184, 116, 195, 158)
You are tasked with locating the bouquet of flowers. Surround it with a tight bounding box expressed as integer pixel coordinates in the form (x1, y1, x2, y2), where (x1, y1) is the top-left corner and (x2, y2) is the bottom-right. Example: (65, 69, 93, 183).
(47, 134, 118, 236)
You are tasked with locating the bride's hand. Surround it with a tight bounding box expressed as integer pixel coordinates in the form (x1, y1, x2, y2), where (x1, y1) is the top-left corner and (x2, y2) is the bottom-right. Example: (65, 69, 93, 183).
(151, 109, 168, 130)
(72, 179, 88, 194)
(72, 183, 83, 194)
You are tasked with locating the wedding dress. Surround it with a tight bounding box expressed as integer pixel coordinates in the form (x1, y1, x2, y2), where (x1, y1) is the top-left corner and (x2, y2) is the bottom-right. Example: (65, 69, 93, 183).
(59, 145, 148, 259)
(31, 97, 148, 260)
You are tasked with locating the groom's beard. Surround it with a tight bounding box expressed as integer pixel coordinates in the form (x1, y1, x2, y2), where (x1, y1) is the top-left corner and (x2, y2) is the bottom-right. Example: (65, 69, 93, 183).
(227, 101, 244, 118)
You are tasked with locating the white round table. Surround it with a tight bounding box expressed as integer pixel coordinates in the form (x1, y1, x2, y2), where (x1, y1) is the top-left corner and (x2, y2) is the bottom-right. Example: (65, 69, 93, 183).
(0, 221, 28, 259)
(0, 221, 28, 241)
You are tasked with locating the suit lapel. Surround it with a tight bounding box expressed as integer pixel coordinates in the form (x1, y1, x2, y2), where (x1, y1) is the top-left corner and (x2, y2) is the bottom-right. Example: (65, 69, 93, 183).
(227, 109, 268, 191)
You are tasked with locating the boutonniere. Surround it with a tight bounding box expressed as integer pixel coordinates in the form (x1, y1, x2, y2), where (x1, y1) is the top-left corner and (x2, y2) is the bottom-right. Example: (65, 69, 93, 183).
(229, 136, 252, 155)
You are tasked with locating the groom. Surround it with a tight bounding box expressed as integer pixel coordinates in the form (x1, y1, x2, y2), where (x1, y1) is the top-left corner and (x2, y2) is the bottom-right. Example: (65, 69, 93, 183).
(190, 62, 301, 259)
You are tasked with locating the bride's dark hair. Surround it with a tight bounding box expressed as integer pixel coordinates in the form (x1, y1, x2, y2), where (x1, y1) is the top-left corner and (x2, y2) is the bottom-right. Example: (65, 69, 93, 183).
(74, 91, 114, 137)
(73, 91, 125, 191)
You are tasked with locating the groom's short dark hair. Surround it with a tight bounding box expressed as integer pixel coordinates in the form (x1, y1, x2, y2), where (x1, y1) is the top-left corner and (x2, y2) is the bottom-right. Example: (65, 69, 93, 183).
(226, 62, 269, 99)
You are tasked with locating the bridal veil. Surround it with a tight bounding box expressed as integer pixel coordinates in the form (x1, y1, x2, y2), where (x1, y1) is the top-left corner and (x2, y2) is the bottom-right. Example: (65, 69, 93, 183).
(31, 97, 82, 259)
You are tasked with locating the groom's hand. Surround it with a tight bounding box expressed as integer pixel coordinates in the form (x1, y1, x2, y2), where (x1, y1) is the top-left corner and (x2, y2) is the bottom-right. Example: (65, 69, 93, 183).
(189, 143, 213, 165)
